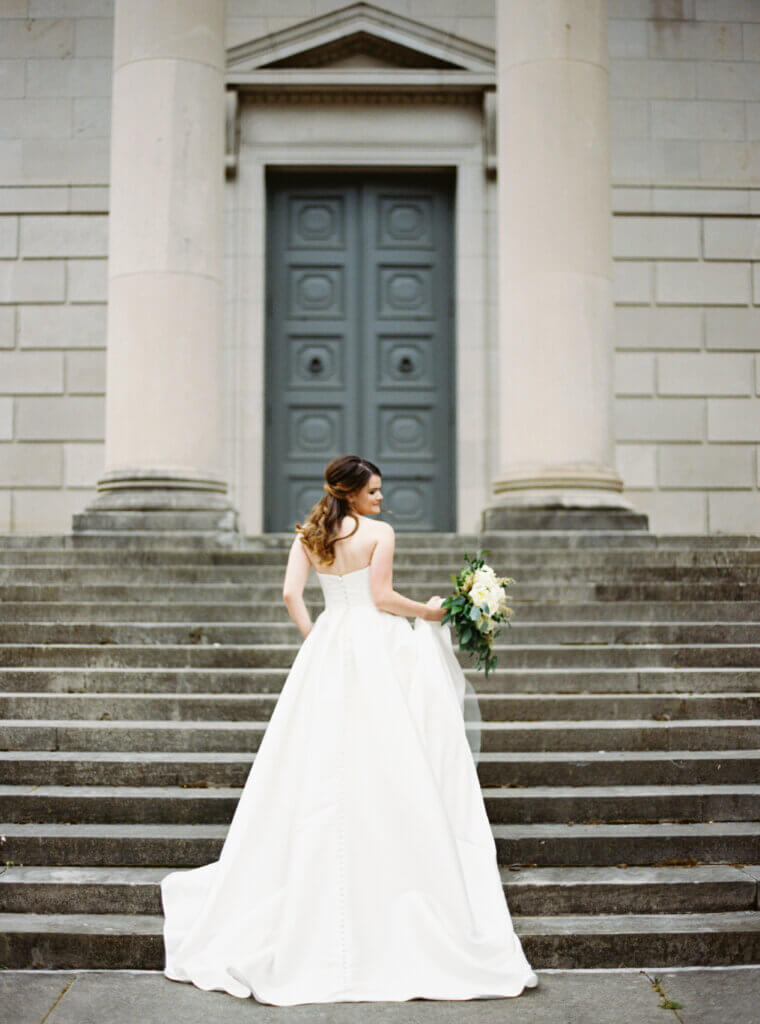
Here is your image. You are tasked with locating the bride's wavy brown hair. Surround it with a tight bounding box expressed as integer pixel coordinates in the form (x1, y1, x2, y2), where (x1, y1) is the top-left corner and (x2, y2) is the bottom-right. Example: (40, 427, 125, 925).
(295, 454, 382, 566)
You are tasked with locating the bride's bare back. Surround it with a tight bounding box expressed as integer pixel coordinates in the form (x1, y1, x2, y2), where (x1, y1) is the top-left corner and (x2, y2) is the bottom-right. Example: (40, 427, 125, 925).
(301, 515, 383, 576)
(283, 512, 444, 637)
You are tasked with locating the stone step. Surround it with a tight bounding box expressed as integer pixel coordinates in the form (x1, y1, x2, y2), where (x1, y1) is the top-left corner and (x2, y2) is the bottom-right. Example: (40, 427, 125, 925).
(7, 532, 760, 548)
(0, 691, 758, 723)
(1, 783, 757, 825)
(2, 531, 760, 551)
(5, 620, 760, 646)
(0, 912, 166, 969)
(71, 510, 238, 533)
(2, 821, 758, 867)
(4, 749, 758, 788)
(6, 581, 760, 602)
(2, 641, 760, 671)
(3, 666, 758, 695)
(5, 548, 760, 568)
(3, 600, 760, 624)
(1, 527, 757, 974)
(597, 583, 760, 601)
(516, 911, 760, 969)
(5, 564, 760, 584)
(2, 718, 758, 753)
(482, 507, 650, 531)
(0, 531, 654, 551)
(503, 865, 760, 915)
(8, 909, 760, 971)
(494, 821, 760, 867)
(2, 909, 759, 970)
(0, 582, 609, 601)
(478, 750, 760, 787)
(514, 603, 760, 624)
(3, 864, 755, 917)
(0, 867, 169, 915)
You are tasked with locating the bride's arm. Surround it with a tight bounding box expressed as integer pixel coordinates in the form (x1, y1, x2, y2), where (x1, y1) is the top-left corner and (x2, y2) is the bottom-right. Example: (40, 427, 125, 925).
(369, 523, 445, 621)
(282, 535, 313, 639)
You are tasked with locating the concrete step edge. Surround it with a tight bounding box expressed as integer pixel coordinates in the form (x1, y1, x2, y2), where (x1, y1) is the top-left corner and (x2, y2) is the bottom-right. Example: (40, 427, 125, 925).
(3, 821, 758, 839)
(2, 783, 759, 799)
(2, 748, 758, 765)
(1, 910, 759, 936)
(2, 716, 757, 729)
(3, 863, 755, 888)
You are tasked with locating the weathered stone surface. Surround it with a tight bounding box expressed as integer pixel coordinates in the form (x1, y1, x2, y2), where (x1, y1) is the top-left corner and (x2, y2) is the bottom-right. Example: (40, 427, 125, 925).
(18, 304, 106, 350)
(658, 353, 753, 396)
(0, 968, 662, 1024)
(656, 261, 750, 305)
(1, 529, 759, 972)
(616, 398, 704, 441)
(615, 306, 701, 350)
(0, 259, 65, 303)
(0, 351, 64, 394)
(658, 444, 755, 488)
(614, 353, 655, 396)
(15, 396, 104, 441)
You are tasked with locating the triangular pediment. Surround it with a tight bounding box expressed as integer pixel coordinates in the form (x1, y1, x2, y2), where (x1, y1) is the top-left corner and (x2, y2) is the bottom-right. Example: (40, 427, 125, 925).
(226, 2, 494, 75)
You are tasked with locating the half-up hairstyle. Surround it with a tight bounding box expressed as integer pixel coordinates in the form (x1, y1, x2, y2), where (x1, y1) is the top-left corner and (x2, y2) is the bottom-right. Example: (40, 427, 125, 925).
(295, 454, 382, 566)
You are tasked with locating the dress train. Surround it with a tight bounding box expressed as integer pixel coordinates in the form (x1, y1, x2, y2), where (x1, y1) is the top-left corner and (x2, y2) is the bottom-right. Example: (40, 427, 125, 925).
(161, 565, 537, 1005)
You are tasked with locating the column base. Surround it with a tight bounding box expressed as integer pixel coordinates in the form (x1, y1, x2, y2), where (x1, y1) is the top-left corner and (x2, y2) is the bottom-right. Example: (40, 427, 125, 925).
(482, 504, 649, 531)
(484, 464, 648, 531)
(72, 469, 240, 536)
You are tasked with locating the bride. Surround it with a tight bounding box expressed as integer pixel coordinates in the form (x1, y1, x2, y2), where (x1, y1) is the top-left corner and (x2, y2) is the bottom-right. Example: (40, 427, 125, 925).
(161, 454, 538, 1005)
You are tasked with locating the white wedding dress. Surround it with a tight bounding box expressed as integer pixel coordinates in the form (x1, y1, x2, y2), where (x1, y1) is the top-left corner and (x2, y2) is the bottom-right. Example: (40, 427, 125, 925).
(161, 564, 538, 1005)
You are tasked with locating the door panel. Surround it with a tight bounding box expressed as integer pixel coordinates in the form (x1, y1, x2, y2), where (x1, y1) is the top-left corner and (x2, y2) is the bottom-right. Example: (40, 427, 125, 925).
(265, 173, 454, 532)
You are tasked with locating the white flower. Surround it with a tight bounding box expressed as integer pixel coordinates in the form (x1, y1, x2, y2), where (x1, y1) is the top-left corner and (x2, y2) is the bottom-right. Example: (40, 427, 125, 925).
(470, 582, 491, 609)
(471, 582, 501, 615)
(473, 565, 497, 588)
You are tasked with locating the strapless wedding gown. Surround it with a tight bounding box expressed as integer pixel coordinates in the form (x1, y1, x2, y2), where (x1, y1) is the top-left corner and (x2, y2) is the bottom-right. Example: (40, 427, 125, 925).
(161, 564, 537, 1005)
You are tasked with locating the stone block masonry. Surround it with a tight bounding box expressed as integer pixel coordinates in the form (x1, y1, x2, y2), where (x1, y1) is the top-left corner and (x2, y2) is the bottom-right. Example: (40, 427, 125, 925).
(0, 0, 111, 534)
(0, 194, 107, 531)
(614, 209, 760, 532)
(608, 0, 760, 531)
(0, 1, 759, 534)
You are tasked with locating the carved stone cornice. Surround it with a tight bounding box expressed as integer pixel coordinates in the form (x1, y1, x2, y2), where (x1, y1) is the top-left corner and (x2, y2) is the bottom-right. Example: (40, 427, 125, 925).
(227, 70, 495, 93)
(223, 3, 495, 179)
(240, 89, 483, 106)
(226, 2, 494, 75)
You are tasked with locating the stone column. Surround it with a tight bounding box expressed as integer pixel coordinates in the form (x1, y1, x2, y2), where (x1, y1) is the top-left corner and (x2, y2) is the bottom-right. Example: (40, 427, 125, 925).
(76, 0, 237, 532)
(485, 0, 634, 530)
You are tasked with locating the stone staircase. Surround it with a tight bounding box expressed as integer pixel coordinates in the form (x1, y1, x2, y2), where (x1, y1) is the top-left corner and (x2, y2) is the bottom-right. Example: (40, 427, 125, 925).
(1, 528, 759, 971)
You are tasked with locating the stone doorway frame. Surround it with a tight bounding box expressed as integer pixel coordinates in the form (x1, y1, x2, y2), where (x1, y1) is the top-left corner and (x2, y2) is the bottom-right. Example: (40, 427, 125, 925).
(223, 97, 493, 535)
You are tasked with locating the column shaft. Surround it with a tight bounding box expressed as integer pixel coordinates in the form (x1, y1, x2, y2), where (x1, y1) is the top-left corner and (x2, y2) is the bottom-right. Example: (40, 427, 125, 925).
(490, 0, 625, 516)
(89, 0, 233, 515)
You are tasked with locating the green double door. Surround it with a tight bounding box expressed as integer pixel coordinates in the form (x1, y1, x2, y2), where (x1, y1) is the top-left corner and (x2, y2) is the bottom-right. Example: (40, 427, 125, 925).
(264, 172, 455, 532)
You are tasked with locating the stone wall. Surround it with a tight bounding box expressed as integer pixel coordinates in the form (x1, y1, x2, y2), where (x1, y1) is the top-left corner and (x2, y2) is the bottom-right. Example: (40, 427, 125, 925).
(0, 0, 759, 533)
(613, 207, 760, 532)
(610, 0, 760, 531)
(0, 0, 111, 532)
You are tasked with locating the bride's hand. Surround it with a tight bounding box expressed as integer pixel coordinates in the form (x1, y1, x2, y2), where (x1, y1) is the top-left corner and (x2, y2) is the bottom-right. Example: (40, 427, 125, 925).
(424, 595, 446, 622)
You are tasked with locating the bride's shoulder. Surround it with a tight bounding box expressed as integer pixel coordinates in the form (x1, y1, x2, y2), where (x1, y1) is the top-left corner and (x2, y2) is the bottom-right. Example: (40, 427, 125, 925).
(366, 518, 393, 538)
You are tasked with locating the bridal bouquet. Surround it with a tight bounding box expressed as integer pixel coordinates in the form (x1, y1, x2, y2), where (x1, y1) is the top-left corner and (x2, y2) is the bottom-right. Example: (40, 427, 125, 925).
(440, 549, 514, 678)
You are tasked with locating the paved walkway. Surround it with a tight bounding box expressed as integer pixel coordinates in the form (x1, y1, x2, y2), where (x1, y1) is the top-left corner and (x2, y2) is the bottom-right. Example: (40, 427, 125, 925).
(1, 967, 757, 1024)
